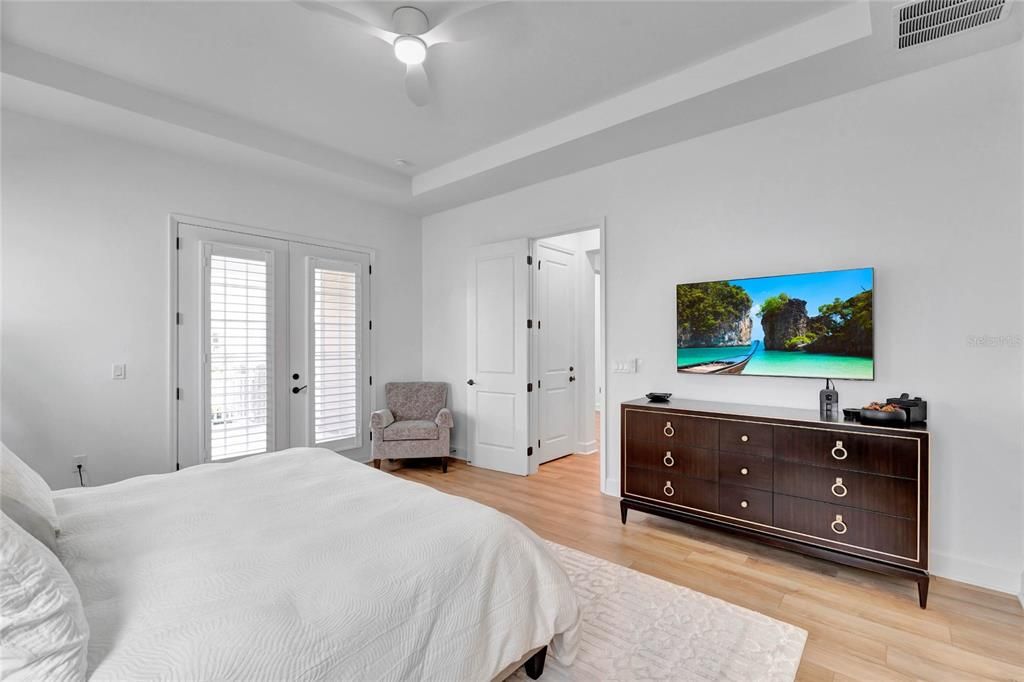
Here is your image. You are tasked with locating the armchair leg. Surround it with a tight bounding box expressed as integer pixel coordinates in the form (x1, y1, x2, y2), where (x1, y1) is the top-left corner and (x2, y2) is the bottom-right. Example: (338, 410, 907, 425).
(373, 459, 381, 470)
(441, 456, 448, 473)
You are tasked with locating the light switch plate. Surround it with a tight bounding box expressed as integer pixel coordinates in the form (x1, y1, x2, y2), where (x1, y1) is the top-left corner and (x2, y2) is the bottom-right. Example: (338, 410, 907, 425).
(112, 363, 126, 380)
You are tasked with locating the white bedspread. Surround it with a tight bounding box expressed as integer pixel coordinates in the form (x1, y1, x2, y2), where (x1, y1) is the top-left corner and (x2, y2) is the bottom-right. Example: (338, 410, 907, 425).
(53, 448, 581, 681)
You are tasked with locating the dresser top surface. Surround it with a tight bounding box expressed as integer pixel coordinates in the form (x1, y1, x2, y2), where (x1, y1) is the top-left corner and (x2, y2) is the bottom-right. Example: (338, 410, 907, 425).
(622, 397, 929, 434)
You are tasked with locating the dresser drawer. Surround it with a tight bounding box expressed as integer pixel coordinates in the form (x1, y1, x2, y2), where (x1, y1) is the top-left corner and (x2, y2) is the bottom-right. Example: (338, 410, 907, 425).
(774, 460, 917, 518)
(719, 420, 773, 457)
(774, 427, 919, 479)
(719, 451, 772, 491)
(623, 409, 718, 449)
(719, 485, 772, 525)
(624, 467, 718, 513)
(625, 440, 717, 481)
(773, 494, 917, 560)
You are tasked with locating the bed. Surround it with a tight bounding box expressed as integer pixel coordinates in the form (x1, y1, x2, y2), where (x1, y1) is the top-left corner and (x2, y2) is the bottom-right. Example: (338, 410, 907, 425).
(52, 447, 581, 680)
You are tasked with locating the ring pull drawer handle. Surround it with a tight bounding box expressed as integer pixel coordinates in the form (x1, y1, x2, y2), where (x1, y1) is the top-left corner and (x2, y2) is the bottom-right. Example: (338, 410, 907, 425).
(740, 434, 749, 442)
(740, 467, 749, 476)
(663, 481, 675, 497)
(740, 500, 749, 509)
(831, 514, 848, 535)
(663, 452, 675, 467)
(831, 477, 848, 498)
(663, 422, 675, 438)
(831, 440, 848, 460)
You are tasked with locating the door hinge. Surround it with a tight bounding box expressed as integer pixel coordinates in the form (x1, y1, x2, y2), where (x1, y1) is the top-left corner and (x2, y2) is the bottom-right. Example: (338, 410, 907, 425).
(527, 382, 533, 392)
(369, 375, 373, 386)
(527, 255, 533, 266)
(369, 320, 373, 330)
(176, 237, 181, 250)
(538, 259, 541, 269)
(176, 387, 182, 400)
(537, 320, 542, 329)
(369, 432, 373, 441)
(527, 446, 533, 457)
(538, 439, 541, 448)
(176, 312, 183, 325)
(369, 264, 372, 275)
(537, 379, 541, 388)
(527, 319, 533, 329)
(176, 461, 180, 471)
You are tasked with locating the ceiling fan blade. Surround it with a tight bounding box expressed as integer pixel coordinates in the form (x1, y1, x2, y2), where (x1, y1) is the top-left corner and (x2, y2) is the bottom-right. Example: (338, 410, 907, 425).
(404, 63, 432, 107)
(294, 1, 398, 45)
(420, 1, 522, 47)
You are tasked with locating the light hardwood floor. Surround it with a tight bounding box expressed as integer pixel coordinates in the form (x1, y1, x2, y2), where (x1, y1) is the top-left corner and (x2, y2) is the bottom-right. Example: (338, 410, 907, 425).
(389, 454, 1024, 681)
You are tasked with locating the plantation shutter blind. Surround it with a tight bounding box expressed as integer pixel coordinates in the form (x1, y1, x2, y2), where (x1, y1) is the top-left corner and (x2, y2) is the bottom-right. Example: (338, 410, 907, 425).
(311, 260, 362, 446)
(205, 245, 274, 460)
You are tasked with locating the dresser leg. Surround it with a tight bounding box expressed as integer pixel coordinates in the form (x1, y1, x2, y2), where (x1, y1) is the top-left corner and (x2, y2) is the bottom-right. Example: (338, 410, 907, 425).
(620, 501, 628, 525)
(917, 575, 930, 609)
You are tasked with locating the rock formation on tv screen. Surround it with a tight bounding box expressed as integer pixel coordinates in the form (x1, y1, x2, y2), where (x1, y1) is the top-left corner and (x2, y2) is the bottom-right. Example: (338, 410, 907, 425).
(759, 290, 873, 357)
(676, 281, 753, 347)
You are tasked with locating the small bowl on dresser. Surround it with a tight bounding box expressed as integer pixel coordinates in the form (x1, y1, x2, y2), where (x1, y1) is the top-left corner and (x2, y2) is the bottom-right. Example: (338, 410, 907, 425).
(859, 407, 908, 425)
(645, 392, 672, 403)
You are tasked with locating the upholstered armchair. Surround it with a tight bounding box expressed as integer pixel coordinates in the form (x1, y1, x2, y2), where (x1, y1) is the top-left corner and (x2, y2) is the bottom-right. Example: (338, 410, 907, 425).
(370, 382, 453, 472)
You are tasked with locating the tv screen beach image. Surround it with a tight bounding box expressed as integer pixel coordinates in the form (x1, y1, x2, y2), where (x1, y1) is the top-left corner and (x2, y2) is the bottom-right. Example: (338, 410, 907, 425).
(676, 268, 874, 380)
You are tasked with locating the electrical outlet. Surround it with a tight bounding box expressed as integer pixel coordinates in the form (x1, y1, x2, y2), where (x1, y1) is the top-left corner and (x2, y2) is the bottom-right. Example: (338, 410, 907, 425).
(112, 363, 126, 380)
(72, 455, 88, 471)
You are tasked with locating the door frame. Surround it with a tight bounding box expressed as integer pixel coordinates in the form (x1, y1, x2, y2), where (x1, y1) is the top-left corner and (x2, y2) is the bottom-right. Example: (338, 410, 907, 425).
(167, 213, 376, 472)
(527, 217, 607, 485)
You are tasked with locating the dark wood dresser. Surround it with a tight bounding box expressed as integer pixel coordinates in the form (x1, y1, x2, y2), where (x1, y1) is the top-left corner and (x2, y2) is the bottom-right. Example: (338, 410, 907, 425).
(620, 398, 930, 607)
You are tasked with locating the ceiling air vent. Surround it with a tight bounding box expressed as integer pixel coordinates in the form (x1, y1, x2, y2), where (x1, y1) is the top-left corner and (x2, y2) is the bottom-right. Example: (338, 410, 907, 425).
(896, 0, 1008, 49)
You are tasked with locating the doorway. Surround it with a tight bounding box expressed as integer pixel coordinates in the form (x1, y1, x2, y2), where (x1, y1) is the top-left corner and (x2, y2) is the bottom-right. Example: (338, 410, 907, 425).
(173, 218, 372, 469)
(463, 221, 606, 480)
(532, 228, 601, 465)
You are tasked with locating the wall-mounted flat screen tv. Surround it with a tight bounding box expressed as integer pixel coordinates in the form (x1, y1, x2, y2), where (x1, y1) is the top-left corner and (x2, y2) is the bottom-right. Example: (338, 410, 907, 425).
(676, 267, 873, 380)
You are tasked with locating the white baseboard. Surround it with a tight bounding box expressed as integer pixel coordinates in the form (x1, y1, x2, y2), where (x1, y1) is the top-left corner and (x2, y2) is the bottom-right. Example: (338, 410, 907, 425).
(601, 476, 619, 497)
(1019, 569, 1024, 609)
(930, 551, 1023, 595)
(575, 440, 598, 455)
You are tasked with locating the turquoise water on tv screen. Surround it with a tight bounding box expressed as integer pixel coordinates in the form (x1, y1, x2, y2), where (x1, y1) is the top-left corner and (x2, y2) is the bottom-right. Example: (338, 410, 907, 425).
(676, 345, 873, 380)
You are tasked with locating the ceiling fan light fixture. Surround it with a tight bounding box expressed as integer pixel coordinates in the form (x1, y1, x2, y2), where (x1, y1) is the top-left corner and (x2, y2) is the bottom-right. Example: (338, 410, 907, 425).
(393, 35, 427, 65)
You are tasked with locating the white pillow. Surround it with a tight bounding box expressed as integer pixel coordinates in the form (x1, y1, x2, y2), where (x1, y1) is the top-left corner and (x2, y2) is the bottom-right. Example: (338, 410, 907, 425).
(0, 512, 89, 681)
(1, 444, 60, 552)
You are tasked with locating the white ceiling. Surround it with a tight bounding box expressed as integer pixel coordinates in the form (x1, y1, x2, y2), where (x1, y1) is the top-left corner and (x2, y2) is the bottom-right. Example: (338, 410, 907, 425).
(2, 1, 1021, 213)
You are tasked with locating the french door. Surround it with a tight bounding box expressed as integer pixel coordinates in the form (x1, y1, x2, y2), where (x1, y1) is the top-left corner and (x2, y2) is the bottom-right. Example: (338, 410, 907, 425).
(176, 222, 370, 468)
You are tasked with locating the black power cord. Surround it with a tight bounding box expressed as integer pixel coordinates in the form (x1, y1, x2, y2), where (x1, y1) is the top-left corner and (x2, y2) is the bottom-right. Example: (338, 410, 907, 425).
(77, 464, 84, 487)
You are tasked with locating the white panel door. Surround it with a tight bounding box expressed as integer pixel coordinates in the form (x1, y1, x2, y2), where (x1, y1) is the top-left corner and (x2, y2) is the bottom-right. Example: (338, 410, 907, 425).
(535, 241, 577, 463)
(288, 243, 370, 459)
(466, 239, 531, 475)
(177, 224, 290, 468)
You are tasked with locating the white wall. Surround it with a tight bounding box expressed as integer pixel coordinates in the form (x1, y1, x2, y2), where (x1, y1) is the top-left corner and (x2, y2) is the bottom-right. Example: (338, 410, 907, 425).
(422, 44, 1024, 593)
(1, 112, 423, 488)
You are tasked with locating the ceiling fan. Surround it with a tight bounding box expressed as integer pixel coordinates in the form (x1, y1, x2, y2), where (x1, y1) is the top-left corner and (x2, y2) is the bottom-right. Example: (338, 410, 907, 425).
(296, 1, 517, 106)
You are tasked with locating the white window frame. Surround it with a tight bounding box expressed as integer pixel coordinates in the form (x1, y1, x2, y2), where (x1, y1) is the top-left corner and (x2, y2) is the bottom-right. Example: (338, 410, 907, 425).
(168, 214, 376, 472)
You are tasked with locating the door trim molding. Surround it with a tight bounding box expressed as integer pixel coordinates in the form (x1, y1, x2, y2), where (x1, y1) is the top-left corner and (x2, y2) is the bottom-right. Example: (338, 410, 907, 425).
(168, 213, 377, 472)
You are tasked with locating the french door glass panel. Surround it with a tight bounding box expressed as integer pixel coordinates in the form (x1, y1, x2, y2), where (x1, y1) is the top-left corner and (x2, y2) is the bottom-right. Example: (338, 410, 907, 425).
(206, 245, 274, 460)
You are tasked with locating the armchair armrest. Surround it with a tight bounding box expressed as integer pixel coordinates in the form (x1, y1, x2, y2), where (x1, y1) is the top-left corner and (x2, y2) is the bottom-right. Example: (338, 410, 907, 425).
(435, 408, 454, 429)
(370, 409, 395, 431)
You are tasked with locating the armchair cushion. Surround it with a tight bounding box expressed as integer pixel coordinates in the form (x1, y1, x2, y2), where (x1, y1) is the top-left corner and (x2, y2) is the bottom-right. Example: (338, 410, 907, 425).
(382, 420, 439, 442)
(435, 408, 454, 429)
(386, 382, 448, 422)
(370, 409, 395, 431)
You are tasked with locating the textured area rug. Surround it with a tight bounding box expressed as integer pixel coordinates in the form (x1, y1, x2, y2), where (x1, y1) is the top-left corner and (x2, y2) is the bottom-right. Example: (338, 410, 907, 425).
(509, 542, 807, 682)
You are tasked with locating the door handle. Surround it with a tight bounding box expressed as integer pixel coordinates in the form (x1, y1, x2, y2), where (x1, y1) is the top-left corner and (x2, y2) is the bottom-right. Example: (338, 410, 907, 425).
(466, 379, 476, 386)
(292, 385, 307, 394)
(569, 376, 576, 382)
